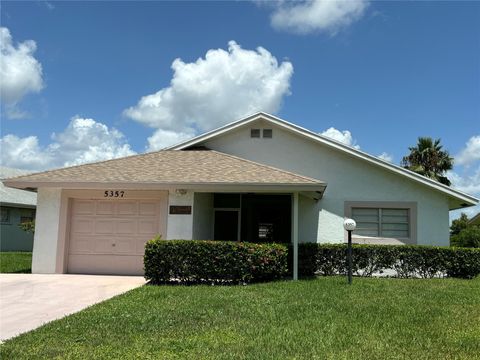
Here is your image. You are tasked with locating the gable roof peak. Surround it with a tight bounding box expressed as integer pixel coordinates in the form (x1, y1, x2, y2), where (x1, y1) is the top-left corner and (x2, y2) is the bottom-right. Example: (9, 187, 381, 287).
(167, 112, 478, 209)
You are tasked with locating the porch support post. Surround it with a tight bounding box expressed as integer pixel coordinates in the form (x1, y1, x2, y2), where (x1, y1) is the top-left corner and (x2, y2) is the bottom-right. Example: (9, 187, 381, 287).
(292, 192, 299, 281)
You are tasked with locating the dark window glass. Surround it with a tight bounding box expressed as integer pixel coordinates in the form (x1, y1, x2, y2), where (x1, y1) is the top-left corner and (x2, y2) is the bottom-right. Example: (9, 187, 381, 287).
(1, 208, 10, 223)
(251, 129, 260, 138)
(214, 194, 241, 208)
(263, 129, 273, 138)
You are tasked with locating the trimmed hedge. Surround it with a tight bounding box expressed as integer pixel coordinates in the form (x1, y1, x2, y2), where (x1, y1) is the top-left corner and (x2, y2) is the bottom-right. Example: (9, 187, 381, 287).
(290, 244, 480, 279)
(144, 238, 288, 284)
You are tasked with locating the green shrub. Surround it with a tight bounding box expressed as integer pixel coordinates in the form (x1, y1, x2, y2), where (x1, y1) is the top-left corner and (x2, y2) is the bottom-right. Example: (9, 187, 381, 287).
(144, 237, 288, 284)
(445, 247, 480, 278)
(296, 244, 480, 279)
(450, 226, 480, 248)
(18, 220, 35, 234)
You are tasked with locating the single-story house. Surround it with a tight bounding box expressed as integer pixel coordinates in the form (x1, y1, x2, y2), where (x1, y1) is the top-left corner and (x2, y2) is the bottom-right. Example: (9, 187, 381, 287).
(1, 167, 37, 251)
(469, 213, 480, 226)
(4, 113, 478, 278)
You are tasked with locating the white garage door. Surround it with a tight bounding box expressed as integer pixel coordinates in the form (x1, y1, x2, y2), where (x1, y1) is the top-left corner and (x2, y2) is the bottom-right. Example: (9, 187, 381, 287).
(68, 198, 166, 275)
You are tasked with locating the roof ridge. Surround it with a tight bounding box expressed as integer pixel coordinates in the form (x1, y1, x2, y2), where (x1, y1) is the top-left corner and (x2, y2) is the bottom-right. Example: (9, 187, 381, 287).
(210, 150, 324, 184)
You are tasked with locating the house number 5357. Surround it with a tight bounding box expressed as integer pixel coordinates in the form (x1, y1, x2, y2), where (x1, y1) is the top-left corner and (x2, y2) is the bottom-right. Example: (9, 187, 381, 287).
(104, 190, 125, 198)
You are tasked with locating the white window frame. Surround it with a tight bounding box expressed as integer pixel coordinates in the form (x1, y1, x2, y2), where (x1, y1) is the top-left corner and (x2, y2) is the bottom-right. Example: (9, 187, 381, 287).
(344, 201, 417, 245)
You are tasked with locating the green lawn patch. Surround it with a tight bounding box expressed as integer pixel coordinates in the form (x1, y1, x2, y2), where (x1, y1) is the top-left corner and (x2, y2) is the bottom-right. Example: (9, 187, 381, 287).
(1, 277, 479, 359)
(0, 252, 32, 273)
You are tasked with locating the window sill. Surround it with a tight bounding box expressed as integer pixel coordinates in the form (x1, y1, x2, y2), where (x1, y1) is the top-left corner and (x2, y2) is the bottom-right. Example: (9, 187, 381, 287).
(350, 236, 415, 245)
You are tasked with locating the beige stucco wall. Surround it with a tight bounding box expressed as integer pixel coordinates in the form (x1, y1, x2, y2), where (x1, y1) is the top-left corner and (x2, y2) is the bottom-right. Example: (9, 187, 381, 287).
(200, 120, 451, 246)
(32, 188, 63, 273)
(166, 190, 194, 240)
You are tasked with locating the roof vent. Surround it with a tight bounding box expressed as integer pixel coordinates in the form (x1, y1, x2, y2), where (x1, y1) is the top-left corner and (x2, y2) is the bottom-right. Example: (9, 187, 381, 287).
(251, 129, 260, 138)
(263, 129, 273, 138)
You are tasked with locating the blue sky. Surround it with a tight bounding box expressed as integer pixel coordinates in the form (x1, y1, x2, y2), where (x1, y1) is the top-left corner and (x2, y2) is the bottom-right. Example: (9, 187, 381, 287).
(1, 1, 479, 216)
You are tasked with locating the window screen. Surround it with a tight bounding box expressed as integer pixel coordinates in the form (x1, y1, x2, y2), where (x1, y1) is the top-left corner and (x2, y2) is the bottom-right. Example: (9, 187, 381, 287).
(251, 129, 260, 138)
(352, 207, 409, 238)
(262, 129, 273, 138)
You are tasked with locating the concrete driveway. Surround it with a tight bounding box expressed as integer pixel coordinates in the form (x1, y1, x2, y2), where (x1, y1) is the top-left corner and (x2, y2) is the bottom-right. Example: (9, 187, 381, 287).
(0, 274, 145, 341)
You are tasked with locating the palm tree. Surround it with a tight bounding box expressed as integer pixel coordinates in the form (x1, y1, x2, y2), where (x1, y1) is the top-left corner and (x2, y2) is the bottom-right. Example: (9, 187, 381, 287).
(401, 137, 453, 186)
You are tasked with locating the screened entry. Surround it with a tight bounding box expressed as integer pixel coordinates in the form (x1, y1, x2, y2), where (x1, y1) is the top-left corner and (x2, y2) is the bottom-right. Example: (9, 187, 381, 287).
(213, 193, 292, 243)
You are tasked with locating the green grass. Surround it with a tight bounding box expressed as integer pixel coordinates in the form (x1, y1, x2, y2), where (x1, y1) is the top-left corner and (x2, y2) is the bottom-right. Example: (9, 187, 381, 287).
(1, 277, 479, 359)
(0, 252, 32, 273)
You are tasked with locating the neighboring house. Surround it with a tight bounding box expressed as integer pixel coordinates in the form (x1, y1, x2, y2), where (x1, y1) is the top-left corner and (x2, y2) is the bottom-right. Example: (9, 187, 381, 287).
(4, 113, 478, 277)
(1, 167, 37, 251)
(469, 213, 480, 226)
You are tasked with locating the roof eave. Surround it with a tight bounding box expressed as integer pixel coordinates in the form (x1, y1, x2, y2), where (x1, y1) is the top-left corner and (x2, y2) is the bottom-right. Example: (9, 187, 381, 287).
(3, 180, 327, 193)
(167, 112, 479, 206)
(0, 201, 36, 208)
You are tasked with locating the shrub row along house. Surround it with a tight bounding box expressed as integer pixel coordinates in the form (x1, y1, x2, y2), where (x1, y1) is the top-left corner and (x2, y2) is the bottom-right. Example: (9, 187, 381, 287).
(4, 113, 478, 278)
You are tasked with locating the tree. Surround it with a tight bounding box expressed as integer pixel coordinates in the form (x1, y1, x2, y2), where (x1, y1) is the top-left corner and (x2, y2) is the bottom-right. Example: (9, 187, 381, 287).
(401, 137, 453, 186)
(450, 213, 469, 236)
(451, 226, 480, 248)
(450, 213, 480, 248)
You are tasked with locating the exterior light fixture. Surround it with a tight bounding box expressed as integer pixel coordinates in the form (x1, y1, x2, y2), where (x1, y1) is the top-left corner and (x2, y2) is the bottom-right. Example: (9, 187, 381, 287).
(175, 189, 188, 196)
(343, 218, 356, 285)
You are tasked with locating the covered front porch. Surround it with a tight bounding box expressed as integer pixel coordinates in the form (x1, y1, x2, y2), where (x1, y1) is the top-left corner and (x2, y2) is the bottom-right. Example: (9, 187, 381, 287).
(191, 191, 322, 280)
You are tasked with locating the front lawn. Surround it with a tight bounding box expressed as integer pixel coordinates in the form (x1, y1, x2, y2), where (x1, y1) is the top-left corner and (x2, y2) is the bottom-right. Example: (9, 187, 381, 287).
(0, 252, 32, 273)
(1, 277, 479, 359)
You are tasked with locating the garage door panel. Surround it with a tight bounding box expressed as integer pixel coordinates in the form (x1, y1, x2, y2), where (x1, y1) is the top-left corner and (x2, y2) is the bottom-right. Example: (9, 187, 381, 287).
(68, 195, 166, 275)
(139, 202, 157, 215)
(138, 219, 157, 234)
(93, 237, 115, 253)
(117, 219, 137, 235)
(95, 219, 115, 234)
(135, 238, 151, 255)
(72, 200, 95, 215)
(69, 236, 92, 254)
(117, 201, 138, 215)
(115, 237, 137, 254)
(97, 201, 115, 215)
(71, 218, 94, 234)
(68, 255, 143, 276)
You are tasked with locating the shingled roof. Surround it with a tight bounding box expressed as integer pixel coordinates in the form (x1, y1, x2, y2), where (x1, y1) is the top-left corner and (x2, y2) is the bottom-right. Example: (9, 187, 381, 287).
(4, 150, 326, 191)
(0, 167, 37, 207)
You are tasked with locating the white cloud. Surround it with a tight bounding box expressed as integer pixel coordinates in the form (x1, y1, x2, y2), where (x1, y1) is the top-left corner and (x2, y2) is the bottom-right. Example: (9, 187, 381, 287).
(0, 135, 52, 170)
(448, 135, 480, 221)
(456, 135, 480, 166)
(377, 152, 393, 163)
(320, 127, 360, 149)
(0, 27, 44, 109)
(124, 40, 293, 149)
(269, 0, 369, 35)
(147, 129, 196, 152)
(0, 117, 135, 171)
(449, 165, 480, 221)
(449, 167, 480, 195)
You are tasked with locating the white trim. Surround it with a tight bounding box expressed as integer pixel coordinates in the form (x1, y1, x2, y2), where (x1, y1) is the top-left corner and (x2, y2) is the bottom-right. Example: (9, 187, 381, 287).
(167, 112, 478, 208)
(4, 181, 326, 193)
(292, 192, 299, 281)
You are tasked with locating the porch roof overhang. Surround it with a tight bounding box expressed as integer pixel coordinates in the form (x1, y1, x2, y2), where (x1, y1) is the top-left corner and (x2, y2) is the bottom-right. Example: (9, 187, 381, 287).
(3, 150, 327, 199)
